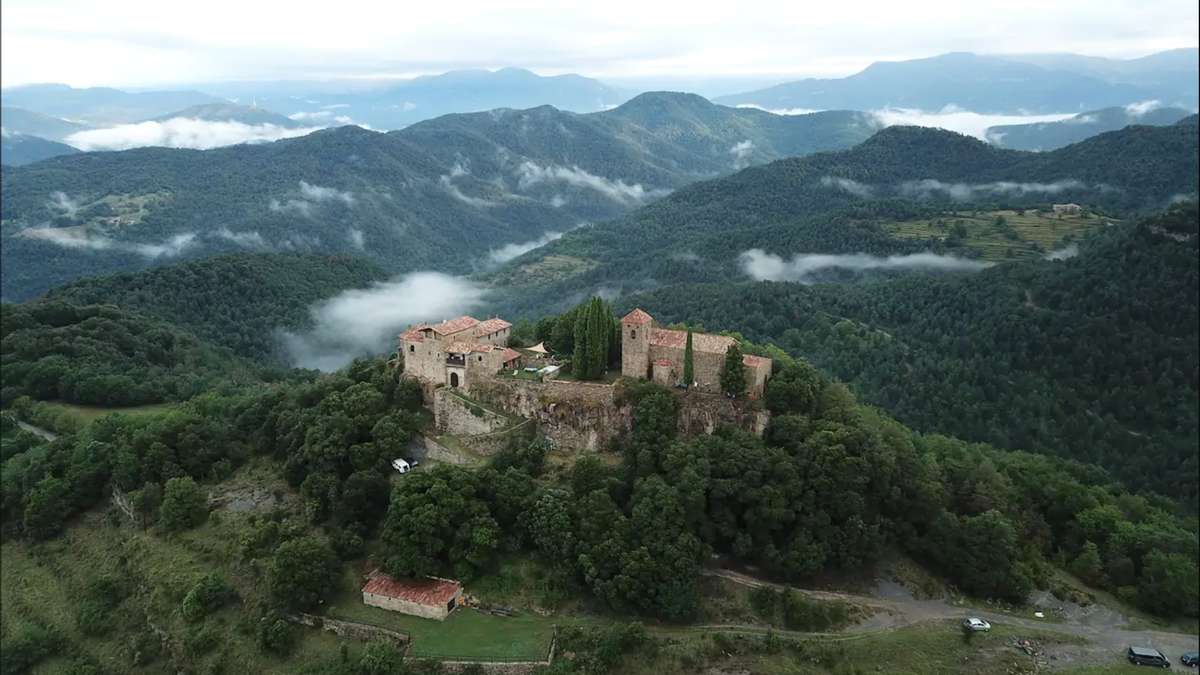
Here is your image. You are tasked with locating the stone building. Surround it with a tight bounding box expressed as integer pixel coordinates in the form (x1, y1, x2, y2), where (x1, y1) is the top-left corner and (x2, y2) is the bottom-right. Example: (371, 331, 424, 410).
(620, 309, 772, 395)
(398, 316, 522, 393)
(361, 569, 464, 621)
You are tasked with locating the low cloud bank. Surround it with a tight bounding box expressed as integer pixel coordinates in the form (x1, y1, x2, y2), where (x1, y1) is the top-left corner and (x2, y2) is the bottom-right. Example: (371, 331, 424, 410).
(1044, 245, 1079, 260)
(280, 272, 488, 372)
(65, 118, 323, 151)
(1124, 100, 1162, 117)
(740, 249, 992, 282)
(740, 103, 1075, 141)
(730, 140, 755, 169)
(733, 104, 821, 116)
(514, 161, 669, 203)
(269, 181, 356, 216)
(819, 176, 873, 198)
(24, 227, 197, 258)
(899, 179, 1086, 200)
(488, 231, 564, 264)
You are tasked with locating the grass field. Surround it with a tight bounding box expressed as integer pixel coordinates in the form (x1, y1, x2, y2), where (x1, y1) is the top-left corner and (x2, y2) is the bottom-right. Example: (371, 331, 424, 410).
(880, 209, 1109, 261)
(34, 402, 175, 433)
(489, 253, 597, 286)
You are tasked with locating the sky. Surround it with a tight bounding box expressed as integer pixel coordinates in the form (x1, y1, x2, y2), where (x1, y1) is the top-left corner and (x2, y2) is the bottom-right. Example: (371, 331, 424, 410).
(2, 0, 1197, 89)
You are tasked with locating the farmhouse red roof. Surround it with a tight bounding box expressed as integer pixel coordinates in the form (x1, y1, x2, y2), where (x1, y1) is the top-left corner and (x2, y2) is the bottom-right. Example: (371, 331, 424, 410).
(429, 316, 480, 335)
(501, 348, 522, 363)
(652, 359, 675, 367)
(743, 355, 770, 368)
(446, 342, 497, 354)
(621, 309, 653, 324)
(474, 318, 513, 335)
(362, 572, 461, 607)
(399, 328, 426, 342)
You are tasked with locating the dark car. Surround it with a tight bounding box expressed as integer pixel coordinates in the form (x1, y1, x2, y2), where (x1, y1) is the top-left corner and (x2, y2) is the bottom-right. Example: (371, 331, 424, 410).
(1127, 646, 1171, 668)
(1181, 651, 1199, 667)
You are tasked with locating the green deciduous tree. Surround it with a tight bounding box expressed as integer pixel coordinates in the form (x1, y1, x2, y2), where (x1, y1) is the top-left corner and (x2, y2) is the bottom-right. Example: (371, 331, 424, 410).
(159, 477, 209, 532)
(267, 536, 341, 611)
(719, 342, 746, 396)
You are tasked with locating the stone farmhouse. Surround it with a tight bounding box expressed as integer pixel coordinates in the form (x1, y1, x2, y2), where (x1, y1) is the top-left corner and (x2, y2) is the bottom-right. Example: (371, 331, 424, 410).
(397, 309, 771, 397)
(361, 569, 465, 621)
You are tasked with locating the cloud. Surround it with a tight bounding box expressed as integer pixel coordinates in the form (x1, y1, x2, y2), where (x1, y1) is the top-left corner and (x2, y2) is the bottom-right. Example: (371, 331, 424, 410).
(1124, 100, 1162, 117)
(869, 106, 1076, 140)
(47, 191, 80, 217)
(348, 228, 365, 250)
(269, 198, 314, 217)
(819, 176, 873, 198)
(1063, 113, 1098, 125)
(299, 181, 355, 205)
(514, 161, 669, 203)
(1, 127, 11, 138)
(439, 175, 497, 207)
(288, 110, 362, 126)
(733, 104, 822, 116)
(1044, 244, 1079, 260)
(730, 139, 755, 169)
(549, 195, 568, 208)
(24, 226, 197, 258)
(216, 227, 270, 249)
(64, 118, 323, 151)
(898, 179, 1087, 200)
(487, 231, 564, 264)
(279, 271, 488, 371)
(740, 249, 992, 282)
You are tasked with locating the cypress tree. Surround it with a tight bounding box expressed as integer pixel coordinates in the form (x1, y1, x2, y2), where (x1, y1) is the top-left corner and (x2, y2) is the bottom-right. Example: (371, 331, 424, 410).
(720, 342, 747, 396)
(683, 330, 695, 386)
(573, 303, 590, 379)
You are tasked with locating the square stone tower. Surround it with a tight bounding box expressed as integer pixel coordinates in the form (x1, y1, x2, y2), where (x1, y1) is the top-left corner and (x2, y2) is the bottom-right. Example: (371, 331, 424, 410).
(620, 309, 653, 379)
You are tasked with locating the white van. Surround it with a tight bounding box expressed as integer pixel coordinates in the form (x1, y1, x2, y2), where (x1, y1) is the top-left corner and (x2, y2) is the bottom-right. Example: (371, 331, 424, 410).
(391, 458, 411, 474)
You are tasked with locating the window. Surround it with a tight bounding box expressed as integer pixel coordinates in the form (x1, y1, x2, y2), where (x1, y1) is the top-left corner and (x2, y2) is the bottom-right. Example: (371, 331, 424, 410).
(409, 345, 415, 353)
(630, 329, 637, 339)
(478, 356, 483, 362)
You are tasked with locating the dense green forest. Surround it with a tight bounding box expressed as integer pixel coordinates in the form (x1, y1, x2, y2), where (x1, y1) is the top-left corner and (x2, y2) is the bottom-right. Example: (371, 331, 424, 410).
(0, 93, 876, 303)
(619, 204, 1200, 509)
(43, 253, 392, 362)
(486, 122, 1200, 317)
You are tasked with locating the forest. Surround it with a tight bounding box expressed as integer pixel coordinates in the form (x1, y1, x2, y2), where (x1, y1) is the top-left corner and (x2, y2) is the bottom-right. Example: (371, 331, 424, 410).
(619, 204, 1200, 509)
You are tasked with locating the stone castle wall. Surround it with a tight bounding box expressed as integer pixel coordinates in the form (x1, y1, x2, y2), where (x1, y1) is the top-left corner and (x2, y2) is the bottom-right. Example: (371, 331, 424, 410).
(469, 377, 767, 451)
(435, 389, 512, 436)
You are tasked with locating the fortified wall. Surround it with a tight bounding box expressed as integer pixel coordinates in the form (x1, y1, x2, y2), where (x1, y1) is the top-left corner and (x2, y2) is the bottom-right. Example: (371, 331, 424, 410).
(465, 377, 769, 451)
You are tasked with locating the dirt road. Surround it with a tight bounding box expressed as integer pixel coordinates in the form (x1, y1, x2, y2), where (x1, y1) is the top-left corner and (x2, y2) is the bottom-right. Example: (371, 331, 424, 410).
(16, 421, 57, 442)
(703, 569, 1199, 668)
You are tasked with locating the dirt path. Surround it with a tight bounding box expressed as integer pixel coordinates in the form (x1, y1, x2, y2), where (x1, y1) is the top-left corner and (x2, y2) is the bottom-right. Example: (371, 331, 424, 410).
(16, 421, 57, 442)
(703, 569, 1199, 668)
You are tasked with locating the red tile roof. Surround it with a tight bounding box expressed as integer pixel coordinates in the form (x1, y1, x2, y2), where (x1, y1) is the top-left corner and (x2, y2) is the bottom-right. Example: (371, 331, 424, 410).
(501, 348, 522, 363)
(446, 341, 497, 354)
(429, 316, 480, 335)
(399, 329, 425, 342)
(362, 572, 461, 607)
(621, 309, 653, 324)
(650, 328, 737, 354)
(474, 318, 513, 336)
(652, 359, 675, 367)
(743, 354, 770, 368)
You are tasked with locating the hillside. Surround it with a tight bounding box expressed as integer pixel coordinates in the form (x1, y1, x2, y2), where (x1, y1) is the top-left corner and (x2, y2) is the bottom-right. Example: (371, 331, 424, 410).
(617, 203, 1200, 509)
(986, 106, 1193, 150)
(715, 51, 1198, 114)
(0, 300, 279, 409)
(484, 122, 1200, 317)
(0, 95, 878, 302)
(42, 253, 392, 363)
(0, 84, 227, 126)
(0, 105, 90, 141)
(1, 132, 80, 166)
(149, 102, 305, 129)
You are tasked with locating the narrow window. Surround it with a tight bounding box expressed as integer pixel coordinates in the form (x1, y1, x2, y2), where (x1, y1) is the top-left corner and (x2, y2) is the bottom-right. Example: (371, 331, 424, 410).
(409, 345, 415, 353)
(630, 329, 637, 339)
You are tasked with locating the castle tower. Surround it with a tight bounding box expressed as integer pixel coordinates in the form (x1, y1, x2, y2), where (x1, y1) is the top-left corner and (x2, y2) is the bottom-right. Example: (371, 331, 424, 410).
(620, 309, 653, 379)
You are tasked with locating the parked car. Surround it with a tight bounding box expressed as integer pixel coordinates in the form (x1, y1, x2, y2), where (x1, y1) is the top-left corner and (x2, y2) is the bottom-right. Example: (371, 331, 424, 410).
(962, 618, 991, 632)
(1181, 651, 1199, 667)
(1127, 646, 1171, 668)
(391, 458, 412, 474)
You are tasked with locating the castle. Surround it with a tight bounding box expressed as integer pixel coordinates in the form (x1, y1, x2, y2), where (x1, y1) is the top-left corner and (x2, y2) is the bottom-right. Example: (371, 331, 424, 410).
(397, 309, 771, 397)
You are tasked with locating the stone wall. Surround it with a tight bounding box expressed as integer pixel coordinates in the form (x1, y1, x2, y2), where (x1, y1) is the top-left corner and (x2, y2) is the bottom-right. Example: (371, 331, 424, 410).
(410, 435, 478, 465)
(435, 389, 512, 436)
(471, 377, 767, 451)
(364, 591, 456, 621)
(285, 613, 410, 644)
(459, 419, 534, 456)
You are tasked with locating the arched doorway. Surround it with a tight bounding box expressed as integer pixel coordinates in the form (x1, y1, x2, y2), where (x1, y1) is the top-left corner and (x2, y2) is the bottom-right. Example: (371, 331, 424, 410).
(449, 372, 460, 388)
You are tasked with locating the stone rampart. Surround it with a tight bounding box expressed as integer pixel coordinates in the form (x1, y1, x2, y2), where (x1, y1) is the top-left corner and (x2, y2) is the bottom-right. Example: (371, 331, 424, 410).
(435, 388, 512, 436)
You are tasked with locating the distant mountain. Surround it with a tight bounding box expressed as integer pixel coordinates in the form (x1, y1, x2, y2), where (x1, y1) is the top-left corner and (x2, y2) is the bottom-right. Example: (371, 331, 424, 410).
(716, 52, 1198, 114)
(1001, 48, 1199, 100)
(250, 67, 637, 130)
(0, 84, 227, 126)
(1, 132, 80, 166)
(484, 122, 1200, 317)
(1177, 114, 1199, 126)
(0, 94, 879, 301)
(149, 102, 306, 129)
(0, 105, 90, 141)
(986, 105, 1193, 150)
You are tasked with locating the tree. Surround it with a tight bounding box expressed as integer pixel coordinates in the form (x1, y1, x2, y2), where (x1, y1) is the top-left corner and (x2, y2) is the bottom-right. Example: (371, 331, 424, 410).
(719, 343, 747, 396)
(267, 536, 341, 611)
(683, 331, 695, 386)
(159, 477, 208, 532)
(1069, 541, 1105, 587)
(131, 481, 163, 531)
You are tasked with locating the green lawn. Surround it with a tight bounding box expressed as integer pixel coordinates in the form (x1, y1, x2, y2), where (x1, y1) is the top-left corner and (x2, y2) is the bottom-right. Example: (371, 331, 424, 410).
(42, 401, 176, 422)
(330, 586, 557, 661)
(880, 209, 1108, 261)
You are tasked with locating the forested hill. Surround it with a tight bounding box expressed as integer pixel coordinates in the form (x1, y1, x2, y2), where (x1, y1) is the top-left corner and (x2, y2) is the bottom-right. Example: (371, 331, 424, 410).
(42, 253, 391, 363)
(486, 122, 1200, 317)
(618, 204, 1200, 509)
(985, 105, 1192, 151)
(0, 94, 877, 303)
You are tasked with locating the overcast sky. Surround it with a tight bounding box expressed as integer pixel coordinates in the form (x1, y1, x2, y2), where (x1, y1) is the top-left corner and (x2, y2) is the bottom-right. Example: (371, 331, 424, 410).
(2, 0, 1197, 88)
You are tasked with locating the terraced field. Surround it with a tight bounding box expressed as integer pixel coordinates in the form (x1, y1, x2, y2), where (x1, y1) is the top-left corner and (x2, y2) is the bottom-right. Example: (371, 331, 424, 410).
(880, 209, 1111, 261)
